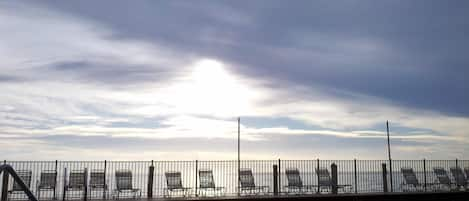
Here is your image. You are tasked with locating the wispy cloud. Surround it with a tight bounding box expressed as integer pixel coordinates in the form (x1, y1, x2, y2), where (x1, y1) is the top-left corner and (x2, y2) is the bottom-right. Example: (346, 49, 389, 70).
(1, 1, 469, 160)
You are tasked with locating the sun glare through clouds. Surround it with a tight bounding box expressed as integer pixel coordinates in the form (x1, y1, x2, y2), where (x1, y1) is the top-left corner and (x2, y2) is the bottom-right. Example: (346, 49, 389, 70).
(169, 59, 256, 118)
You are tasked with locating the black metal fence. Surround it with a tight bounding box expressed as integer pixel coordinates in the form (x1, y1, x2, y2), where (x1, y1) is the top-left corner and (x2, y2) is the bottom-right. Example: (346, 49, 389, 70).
(1, 159, 468, 200)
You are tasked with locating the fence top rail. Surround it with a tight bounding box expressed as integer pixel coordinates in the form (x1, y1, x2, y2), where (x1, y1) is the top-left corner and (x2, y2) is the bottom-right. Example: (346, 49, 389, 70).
(3, 159, 468, 163)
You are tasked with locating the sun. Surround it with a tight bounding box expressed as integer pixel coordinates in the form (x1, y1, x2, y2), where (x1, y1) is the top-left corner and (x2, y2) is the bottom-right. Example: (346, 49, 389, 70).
(170, 59, 255, 117)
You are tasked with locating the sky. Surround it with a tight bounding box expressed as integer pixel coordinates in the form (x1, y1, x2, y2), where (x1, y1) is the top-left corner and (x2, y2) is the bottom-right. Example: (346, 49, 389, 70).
(1, 0, 469, 160)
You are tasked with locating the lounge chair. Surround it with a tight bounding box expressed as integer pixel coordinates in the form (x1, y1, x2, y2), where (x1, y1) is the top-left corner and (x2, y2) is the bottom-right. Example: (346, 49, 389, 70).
(64, 170, 86, 199)
(113, 170, 141, 199)
(89, 170, 108, 199)
(465, 167, 469, 183)
(316, 168, 351, 193)
(450, 167, 467, 190)
(36, 170, 57, 200)
(401, 168, 424, 192)
(8, 170, 32, 198)
(433, 167, 453, 191)
(284, 169, 316, 194)
(198, 170, 224, 196)
(239, 169, 269, 195)
(164, 171, 192, 197)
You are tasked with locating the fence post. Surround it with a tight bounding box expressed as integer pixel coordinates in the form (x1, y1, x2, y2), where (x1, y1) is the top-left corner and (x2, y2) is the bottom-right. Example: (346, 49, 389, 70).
(278, 158, 281, 194)
(62, 167, 67, 201)
(354, 159, 358, 194)
(423, 159, 427, 192)
(54, 160, 58, 200)
(148, 162, 154, 198)
(382, 163, 388, 193)
(195, 160, 198, 197)
(1, 170, 9, 201)
(84, 168, 88, 201)
(316, 159, 320, 193)
(103, 160, 107, 199)
(389, 159, 393, 193)
(455, 158, 459, 187)
(331, 163, 338, 194)
(273, 164, 278, 196)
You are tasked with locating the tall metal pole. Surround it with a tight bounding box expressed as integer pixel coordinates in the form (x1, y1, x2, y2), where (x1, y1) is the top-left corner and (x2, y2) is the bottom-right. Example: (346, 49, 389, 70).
(386, 121, 393, 192)
(238, 117, 240, 164)
(237, 117, 241, 196)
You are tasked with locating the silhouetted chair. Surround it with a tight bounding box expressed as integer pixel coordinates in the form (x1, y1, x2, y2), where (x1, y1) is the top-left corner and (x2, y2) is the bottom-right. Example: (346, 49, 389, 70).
(113, 170, 141, 199)
(450, 167, 467, 190)
(64, 170, 86, 199)
(164, 171, 191, 197)
(8, 170, 32, 199)
(433, 167, 453, 191)
(198, 170, 224, 196)
(401, 168, 424, 192)
(465, 167, 469, 182)
(239, 169, 269, 195)
(89, 170, 108, 198)
(36, 170, 57, 200)
(284, 169, 315, 194)
(316, 168, 351, 193)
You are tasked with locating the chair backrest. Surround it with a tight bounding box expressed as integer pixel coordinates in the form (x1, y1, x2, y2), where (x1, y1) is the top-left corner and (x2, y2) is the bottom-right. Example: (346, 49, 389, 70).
(239, 169, 255, 188)
(285, 169, 303, 187)
(12, 170, 32, 191)
(39, 171, 57, 188)
(115, 170, 133, 190)
(165, 172, 183, 190)
(450, 167, 467, 186)
(316, 168, 332, 187)
(465, 167, 469, 180)
(69, 170, 85, 188)
(401, 168, 419, 186)
(90, 171, 106, 188)
(199, 170, 215, 189)
(433, 167, 451, 185)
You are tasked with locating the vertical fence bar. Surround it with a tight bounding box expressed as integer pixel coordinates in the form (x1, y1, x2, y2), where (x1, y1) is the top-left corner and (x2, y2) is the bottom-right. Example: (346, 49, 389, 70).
(316, 159, 320, 193)
(0, 159, 5, 201)
(455, 158, 459, 188)
(331, 163, 338, 194)
(148, 162, 154, 199)
(423, 159, 427, 192)
(1, 170, 8, 201)
(273, 164, 278, 196)
(103, 160, 107, 199)
(278, 159, 281, 194)
(83, 168, 88, 201)
(195, 160, 198, 197)
(62, 167, 67, 201)
(388, 161, 393, 193)
(382, 163, 388, 193)
(55, 160, 58, 200)
(354, 159, 358, 194)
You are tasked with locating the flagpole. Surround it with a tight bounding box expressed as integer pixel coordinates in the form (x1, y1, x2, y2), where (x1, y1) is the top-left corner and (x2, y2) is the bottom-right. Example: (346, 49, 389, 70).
(237, 117, 240, 195)
(387, 121, 393, 192)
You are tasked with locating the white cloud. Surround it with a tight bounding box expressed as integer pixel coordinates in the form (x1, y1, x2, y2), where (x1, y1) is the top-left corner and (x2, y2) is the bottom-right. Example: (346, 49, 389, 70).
(1, 1, 469, 160)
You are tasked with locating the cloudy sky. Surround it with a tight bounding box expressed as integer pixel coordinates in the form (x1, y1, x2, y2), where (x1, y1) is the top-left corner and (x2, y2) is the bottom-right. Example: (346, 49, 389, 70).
(1, 0, 469, 160)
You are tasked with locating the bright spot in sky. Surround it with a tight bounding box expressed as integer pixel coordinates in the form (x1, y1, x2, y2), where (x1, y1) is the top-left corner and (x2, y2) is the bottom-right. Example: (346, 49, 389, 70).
(168, 59, 257, 117)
